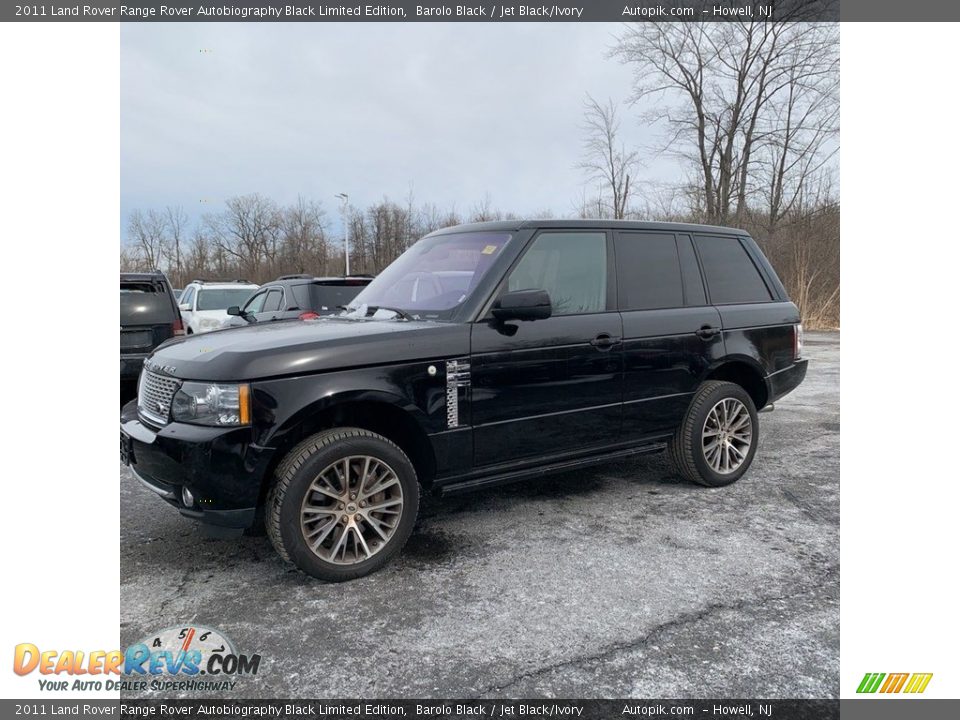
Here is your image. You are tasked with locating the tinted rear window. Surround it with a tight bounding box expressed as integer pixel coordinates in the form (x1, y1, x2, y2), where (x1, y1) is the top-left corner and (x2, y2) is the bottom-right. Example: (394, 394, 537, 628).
(694, 236, 772, 304)
(615, 233, 683, 311)
(196, 288, 256, 310)
(304, 284, 367, 311)
(120, 280, 174, 324)
(121, 282, 158, 294)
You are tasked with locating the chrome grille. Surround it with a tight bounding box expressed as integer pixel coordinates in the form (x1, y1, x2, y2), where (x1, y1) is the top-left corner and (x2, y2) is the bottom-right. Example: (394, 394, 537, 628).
(138, 370, 180, 426)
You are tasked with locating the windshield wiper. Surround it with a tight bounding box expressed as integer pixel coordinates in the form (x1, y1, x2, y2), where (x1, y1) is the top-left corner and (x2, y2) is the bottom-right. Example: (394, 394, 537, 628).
(365, 305, 415, 321)
(339, 304, 416, 321)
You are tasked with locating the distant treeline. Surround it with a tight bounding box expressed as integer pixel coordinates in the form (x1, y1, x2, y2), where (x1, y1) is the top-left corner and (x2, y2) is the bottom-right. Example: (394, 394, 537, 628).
(120, 191, 838, 328)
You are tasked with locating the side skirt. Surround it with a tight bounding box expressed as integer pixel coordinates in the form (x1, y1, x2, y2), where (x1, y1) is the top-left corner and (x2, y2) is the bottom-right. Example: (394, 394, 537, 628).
(436, 441, 668, 497)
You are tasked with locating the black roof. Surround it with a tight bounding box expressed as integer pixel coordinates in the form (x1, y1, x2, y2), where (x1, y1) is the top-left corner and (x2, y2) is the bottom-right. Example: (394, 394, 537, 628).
(428, 219, 750, 237)
(269, 275, 374, 285)
(120, 270, 168, 282)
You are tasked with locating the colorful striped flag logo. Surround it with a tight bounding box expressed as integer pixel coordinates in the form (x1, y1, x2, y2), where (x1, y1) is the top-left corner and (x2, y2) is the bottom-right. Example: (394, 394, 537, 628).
(857, 672, 933, 694)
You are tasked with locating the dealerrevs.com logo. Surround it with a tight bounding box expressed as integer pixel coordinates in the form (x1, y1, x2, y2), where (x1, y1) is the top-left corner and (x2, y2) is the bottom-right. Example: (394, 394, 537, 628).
(13, 625, 261, 693)
(856, 672, 933, 694)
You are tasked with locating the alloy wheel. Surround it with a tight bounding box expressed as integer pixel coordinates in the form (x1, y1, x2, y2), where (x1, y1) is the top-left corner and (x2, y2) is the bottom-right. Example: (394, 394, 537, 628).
(701, 398, 753, 475)
(299, 455, 404, 565)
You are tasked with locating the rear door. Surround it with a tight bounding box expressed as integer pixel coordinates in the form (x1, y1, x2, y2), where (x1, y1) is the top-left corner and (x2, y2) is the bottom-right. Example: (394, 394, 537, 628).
(470, 229, 623, 467)
(693, 234, 796, 375)
(616, 232, 723, 437)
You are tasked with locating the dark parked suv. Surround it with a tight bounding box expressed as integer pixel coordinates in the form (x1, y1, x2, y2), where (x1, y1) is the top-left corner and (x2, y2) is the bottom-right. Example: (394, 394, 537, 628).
(221, 274, 373, 328)
(120, 221, 807, 581)
(120, 271, 183, 396)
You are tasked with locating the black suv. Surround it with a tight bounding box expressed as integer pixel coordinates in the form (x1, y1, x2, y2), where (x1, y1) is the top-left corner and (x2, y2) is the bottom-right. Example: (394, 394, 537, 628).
(221, 274, 373, 328)
(120, 271, 183, 397)
(120, 221, 807, 581)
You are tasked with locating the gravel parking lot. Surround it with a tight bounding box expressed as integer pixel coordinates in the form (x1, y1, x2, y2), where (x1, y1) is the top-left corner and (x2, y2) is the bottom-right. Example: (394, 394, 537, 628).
(120, 331, 839, 698)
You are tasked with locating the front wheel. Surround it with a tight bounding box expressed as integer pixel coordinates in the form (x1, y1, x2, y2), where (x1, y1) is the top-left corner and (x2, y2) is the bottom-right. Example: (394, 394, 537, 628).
(669, 381, 759, 487)
(266, 428, 420, 581)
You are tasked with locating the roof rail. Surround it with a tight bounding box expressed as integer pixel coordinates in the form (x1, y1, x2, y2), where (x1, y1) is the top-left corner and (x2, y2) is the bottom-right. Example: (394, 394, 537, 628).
(190, 278, 255, 285)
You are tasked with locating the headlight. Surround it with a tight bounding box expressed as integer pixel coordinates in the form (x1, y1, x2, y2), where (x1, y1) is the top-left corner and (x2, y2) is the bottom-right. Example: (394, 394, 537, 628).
(199, 317, 222, 329)
(171, 382, 251, 426)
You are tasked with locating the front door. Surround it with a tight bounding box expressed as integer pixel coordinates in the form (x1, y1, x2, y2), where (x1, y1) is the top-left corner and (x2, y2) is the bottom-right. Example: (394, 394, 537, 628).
(470, 230, 623, 468)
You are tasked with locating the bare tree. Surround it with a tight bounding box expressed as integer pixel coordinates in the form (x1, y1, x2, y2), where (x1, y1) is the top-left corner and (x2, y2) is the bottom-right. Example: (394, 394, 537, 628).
(612, 22, 838, 225)
(578, 95, 641, 219)
(204, 193, 282, 279)
(165, 206, 188, 288)
(126, 209, 168, 270)
(280, 197, 329, 275)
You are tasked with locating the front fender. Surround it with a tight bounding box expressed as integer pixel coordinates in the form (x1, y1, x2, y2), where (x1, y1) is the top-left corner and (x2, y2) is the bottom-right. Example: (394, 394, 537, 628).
(252, 362, 448, 449)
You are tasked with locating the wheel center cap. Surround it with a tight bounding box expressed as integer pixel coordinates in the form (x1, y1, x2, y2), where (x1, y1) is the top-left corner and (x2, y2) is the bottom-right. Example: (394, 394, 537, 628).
(346, 504, 357, 513)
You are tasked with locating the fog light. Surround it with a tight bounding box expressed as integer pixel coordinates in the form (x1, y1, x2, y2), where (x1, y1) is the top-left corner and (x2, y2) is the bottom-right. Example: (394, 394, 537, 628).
(181, 486, 195, 507)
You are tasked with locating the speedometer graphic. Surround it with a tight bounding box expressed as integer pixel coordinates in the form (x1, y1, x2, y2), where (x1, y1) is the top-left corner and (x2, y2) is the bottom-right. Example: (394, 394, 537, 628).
(135, 624, 236, 673)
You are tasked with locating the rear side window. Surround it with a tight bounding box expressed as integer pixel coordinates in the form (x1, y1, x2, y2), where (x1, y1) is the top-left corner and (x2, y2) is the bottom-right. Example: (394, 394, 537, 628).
(262, 289, 284, 312)
(615, 233, 683, 311)
(694, 236, 772, 304)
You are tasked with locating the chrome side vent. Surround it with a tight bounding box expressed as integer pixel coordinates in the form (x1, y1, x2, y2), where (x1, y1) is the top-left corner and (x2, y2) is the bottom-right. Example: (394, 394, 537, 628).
(445, 359, 471, 429)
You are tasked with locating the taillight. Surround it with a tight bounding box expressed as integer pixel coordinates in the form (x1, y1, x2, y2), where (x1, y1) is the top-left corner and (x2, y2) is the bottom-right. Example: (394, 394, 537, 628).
(173, 317, 185, 336)
(794, 323, 804, 359)
(299, 311, 320, 320)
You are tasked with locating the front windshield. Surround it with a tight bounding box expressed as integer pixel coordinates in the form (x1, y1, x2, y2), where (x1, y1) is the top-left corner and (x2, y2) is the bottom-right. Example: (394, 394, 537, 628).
(197, 288, 257, 311)
(346, 231, 511, 320)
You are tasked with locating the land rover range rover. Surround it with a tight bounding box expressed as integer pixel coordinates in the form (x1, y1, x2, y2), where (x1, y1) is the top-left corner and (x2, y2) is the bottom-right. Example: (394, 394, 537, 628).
(120, 220, 807, 581)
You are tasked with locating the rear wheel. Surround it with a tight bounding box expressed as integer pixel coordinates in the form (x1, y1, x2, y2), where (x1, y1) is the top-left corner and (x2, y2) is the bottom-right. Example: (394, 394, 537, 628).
(266, 428, 419, 581)
(669, 381, 758, 487)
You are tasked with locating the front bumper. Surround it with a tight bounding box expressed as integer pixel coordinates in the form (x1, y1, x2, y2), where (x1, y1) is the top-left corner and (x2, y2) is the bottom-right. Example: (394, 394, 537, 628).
(120, 400, 274, 529)
(767, 358, 809, 404)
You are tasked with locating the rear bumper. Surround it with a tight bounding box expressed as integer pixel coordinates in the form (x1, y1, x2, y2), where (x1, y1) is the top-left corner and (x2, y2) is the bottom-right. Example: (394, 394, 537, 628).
(120, 354, 148, 380)
(120, 400, 273, 529)
(767, 358, 809, 404)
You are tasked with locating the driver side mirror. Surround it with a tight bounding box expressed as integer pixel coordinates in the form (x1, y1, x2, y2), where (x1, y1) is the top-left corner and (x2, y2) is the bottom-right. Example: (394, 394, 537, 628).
(179, 302, 192, 312)
(492, 289, 552, 322)
(226, 305, 241, 316)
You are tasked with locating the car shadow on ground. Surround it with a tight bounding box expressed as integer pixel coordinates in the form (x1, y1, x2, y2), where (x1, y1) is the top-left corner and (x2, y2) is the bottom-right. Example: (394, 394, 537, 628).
(122, 450, 684, 581)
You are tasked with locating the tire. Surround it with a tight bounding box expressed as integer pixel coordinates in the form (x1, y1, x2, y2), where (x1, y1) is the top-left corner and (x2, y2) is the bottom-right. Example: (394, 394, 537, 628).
(669, 380, 759, 488)
(266, 428, 420, 582)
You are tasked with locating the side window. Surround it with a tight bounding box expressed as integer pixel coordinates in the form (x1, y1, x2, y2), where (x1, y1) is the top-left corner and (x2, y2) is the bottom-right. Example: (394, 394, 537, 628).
(291, 284, 311, 310)
(677, 235, 707, 306)
(262, 289, 284, 312)
(244, 290, 268, 314)
(507, 232, 608, 316)
(694, 236, 773, 304)
(614, 233, 683, 311)
(180, 287, 195, 307)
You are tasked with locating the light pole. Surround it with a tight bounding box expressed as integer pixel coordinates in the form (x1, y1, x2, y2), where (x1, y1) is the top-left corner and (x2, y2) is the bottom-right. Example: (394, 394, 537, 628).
(335, 193, 350, 276)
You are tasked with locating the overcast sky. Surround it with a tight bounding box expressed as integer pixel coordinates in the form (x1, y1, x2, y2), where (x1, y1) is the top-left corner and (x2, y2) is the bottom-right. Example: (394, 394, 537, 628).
(121, 23, 679, 236)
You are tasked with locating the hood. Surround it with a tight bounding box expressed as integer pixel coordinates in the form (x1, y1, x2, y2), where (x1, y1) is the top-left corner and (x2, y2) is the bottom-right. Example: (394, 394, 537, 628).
(148, 317, 470, 382)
